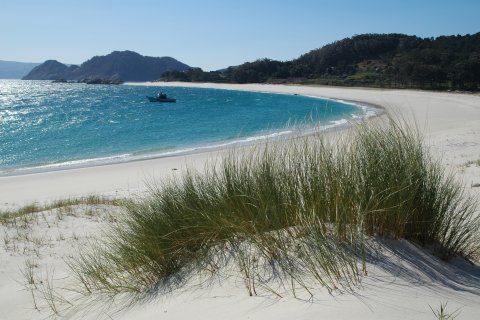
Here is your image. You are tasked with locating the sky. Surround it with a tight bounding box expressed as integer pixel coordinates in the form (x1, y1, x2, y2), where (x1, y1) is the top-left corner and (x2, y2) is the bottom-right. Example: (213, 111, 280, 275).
(1, 0, 479, 71)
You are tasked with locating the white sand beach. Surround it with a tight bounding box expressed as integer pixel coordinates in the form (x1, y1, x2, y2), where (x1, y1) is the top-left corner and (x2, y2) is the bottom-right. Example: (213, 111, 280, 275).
(1, 84, 479, 319)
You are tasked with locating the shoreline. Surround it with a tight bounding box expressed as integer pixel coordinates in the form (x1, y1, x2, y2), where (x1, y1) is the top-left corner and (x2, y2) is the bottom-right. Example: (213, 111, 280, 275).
(0, 109, 377, 178)
(1, 83, 479, 209)
(0, 85, 380, 178)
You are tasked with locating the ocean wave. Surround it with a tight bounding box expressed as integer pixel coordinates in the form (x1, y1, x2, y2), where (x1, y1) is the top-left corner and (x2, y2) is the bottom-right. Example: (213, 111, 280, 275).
(0, 130, 299, 176)
(1, 154, 133, 175)
(2, 116, 380, 177)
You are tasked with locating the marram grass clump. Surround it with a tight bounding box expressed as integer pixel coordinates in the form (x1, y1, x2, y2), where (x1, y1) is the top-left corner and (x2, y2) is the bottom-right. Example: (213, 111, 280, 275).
(0, 195, 126, 224)
(69, 118, 479, 299)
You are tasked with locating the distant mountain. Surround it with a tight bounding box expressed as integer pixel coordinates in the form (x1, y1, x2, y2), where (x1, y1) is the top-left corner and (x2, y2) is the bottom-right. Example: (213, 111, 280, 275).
(0, 60, 40, 79)
(23, 60, 79, 80)
(23, 51, 190, 81)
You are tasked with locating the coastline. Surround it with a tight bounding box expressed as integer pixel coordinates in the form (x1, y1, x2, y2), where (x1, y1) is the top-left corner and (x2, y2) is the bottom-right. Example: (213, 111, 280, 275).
(0, 84, 379, 178)
(1, 83, 480, 209)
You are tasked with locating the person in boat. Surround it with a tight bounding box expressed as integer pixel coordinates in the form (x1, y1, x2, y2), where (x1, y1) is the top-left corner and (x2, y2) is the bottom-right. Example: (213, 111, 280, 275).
(157, 92, 167, 99)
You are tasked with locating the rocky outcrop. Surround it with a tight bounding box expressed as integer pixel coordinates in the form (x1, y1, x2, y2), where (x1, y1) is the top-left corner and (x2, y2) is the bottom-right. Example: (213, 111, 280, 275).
(79, 78, 124, 84)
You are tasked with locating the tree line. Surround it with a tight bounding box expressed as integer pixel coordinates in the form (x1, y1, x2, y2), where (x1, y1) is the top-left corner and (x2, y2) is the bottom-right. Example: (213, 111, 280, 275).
(161, 33, 480, 91)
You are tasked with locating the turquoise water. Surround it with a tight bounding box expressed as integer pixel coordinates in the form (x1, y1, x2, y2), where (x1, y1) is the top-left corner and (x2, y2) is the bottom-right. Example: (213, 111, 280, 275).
(0, 80, 371, 174)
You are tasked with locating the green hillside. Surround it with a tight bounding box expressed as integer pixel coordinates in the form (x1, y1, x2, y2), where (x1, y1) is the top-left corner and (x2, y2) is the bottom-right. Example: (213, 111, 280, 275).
(162, 33, 480, 91)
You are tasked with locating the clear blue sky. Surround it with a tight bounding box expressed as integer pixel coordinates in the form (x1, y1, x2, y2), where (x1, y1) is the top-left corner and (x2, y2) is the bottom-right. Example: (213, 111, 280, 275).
(1, 0, 479, 70)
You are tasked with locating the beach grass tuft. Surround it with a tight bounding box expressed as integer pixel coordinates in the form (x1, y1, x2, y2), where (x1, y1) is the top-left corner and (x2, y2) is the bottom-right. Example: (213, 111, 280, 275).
(0, 195, 127, 224)
(430, 301, 461, 320)
(68, 117, 479, 299)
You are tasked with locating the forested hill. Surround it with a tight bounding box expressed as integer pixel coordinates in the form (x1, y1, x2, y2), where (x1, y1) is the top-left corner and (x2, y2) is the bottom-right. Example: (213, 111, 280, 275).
(161, 33, 480, 91)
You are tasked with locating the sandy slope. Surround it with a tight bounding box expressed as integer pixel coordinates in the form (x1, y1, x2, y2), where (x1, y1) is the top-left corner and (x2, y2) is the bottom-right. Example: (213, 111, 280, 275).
(1, 205, 479, 320)
(1, 84, 479, 319)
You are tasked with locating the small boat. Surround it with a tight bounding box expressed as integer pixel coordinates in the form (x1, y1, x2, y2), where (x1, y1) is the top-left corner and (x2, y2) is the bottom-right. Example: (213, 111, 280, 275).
(147, 93, 176, 103)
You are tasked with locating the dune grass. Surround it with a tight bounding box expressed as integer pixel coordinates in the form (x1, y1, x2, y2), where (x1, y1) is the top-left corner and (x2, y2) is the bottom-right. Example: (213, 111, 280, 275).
(69, 118, 479, 299)
(430, 302, 461, 320)
(0, 195, 126, 224)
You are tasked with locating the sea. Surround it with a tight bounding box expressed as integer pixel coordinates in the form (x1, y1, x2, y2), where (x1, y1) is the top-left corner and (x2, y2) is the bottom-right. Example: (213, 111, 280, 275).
(0, 80, 376, 175)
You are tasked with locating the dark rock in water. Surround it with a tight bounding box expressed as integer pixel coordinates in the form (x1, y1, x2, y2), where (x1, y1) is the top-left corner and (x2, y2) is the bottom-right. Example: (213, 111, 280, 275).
(22, 51, 190, 81)
(78, 78, 124, 85)
(51, 78, 123, 84)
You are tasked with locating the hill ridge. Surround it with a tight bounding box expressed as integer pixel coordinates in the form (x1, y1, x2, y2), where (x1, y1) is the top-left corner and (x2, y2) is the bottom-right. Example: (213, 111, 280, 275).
(0, 60, 40, 79)
(23, 51, 190, 81)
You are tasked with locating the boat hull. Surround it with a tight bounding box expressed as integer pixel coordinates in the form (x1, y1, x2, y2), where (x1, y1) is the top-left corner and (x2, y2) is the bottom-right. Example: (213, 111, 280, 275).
(147, 96, 176, 103)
